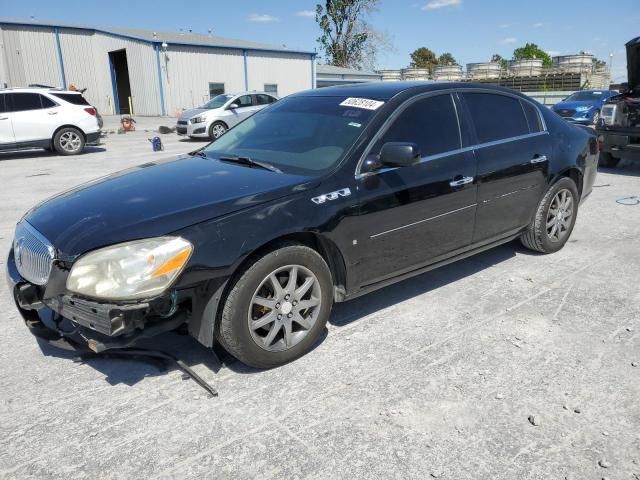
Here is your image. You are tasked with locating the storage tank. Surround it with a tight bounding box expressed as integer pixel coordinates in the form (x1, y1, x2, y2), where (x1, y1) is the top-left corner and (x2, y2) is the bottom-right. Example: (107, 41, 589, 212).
(553, 54, 594, 73)
(466, 62, 502, 80)
(402, 68, 430, 81)
(509, 59, 543, 77)
(378, 69, 403, 82)
(432, 64, 463, 81)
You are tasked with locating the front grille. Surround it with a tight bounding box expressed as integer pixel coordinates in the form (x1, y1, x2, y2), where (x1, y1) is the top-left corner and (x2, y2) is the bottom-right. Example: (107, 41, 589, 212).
(13, 221, 55, 285)
(177, 120, 188, 125)
(176, 127, 187, 134)
(557, 109, 576, 118)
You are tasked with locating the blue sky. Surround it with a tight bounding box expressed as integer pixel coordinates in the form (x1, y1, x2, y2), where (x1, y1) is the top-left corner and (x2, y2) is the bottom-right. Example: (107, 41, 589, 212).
(3, 0, 638, 81)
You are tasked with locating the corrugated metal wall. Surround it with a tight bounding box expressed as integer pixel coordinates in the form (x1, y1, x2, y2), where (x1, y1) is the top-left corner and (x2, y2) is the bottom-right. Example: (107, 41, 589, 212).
(0, 22, 314, 117)
(247, 51, 313, 97)
(162, 45, 245, 115)
(0, 25, 62, 88)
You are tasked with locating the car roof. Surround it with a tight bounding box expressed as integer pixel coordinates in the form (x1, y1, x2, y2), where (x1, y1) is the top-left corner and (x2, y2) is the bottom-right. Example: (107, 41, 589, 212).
(0, 87, 82, 94)
(291, 81, 530, 101)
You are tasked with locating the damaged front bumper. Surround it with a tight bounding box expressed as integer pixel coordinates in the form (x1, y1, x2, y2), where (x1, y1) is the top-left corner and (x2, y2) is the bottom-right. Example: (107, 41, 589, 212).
(6, 246, 190, 352)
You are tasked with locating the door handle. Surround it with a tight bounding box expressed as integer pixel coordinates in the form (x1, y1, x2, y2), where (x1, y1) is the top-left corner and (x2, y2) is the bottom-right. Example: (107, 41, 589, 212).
(0, 116, 8, 120)
(48, 111, 59, 115)
(449, 176, 474, 187)
(530, 155, 548, 164)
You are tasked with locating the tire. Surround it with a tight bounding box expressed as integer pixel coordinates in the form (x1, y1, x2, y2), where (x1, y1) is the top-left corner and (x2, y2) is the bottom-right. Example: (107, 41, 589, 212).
(53, 127, 85, 155)
(217, 243, 333, 369)
(599, 151, 620, 169)
(208, 121, 227, 140)
(520, 177, 579, 254)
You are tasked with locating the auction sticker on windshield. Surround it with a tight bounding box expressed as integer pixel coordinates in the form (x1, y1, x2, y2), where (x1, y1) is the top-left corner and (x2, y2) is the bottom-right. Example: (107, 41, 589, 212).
(340, 97, 385, 110)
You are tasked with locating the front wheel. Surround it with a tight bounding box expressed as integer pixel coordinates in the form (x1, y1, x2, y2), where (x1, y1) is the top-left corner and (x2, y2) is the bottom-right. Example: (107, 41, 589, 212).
(53, 127, 85, 155)
(208, 121, 227, 140)
(520, 177, 579, 254)
(217, 243, 333, 369)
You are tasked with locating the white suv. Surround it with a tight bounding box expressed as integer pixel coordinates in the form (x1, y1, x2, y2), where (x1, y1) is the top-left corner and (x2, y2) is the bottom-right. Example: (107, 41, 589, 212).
(0, 88, 101, 155)
(176, 91, 278, 140)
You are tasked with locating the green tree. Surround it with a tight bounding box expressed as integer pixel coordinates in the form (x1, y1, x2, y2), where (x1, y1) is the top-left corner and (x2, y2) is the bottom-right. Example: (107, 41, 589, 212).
(316, 0, 385, 69)
(512, 43, 552, 66)
(438, 52, 457, 66)
(491, 53, 509, 69)
(410, 47, 439, 72)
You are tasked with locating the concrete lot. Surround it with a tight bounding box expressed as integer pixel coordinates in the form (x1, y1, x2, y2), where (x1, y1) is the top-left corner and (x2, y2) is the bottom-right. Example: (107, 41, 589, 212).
(0, 123, 639, 480)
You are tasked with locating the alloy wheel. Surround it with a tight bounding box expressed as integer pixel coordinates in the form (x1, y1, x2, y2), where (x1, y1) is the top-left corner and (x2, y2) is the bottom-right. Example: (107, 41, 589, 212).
(212, 124, 226, 138)
(248, 265, 322, 352)
(59, 131, 82, 152)
(546, 188, 574, 242)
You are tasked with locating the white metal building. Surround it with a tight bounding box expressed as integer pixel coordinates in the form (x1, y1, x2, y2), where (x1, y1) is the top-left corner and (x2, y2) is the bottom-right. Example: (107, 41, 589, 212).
(316, 64, 382, 87)
(0, 18, 316, 116)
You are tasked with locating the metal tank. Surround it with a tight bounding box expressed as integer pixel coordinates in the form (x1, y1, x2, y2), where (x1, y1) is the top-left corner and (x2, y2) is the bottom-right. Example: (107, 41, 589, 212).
(378, 69, 403, 82)
(401, 68, 430, 81)
(432, 64, 463, 81)
(466, 62, 502, 80)
(509, 59, 544, 77)
(553, 54, 594, 73)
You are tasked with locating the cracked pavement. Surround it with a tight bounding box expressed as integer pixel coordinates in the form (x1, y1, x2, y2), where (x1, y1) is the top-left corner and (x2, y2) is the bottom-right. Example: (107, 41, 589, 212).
(1, 121, 639, 479)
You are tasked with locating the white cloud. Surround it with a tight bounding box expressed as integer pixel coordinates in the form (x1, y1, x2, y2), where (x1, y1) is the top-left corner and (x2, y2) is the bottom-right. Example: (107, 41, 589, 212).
(422, 0, 462, 11)
(296, 10, 316, 17)
(500, 37, 518, 45)
(248, 14, 279, 22)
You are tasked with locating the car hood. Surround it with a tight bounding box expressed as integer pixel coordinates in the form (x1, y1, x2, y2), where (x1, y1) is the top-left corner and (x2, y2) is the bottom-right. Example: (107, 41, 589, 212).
(24, 155, 318, 258)
(553, 100, 599, 111)
(178, 108, 218, 121)
(627, 36, 640, 90)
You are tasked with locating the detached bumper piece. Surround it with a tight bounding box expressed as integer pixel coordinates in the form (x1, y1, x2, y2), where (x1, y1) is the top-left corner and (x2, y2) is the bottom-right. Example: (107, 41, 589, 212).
(46, 295, 149, 337)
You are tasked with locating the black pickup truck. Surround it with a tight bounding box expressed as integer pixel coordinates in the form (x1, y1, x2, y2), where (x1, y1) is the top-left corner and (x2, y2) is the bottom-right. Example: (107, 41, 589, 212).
(596, 36, 640, 168)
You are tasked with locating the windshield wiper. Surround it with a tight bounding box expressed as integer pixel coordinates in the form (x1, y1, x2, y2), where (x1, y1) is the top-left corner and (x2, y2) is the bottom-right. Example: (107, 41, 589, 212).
(189, 149, 208, 158)
(218, 155, 282, 173)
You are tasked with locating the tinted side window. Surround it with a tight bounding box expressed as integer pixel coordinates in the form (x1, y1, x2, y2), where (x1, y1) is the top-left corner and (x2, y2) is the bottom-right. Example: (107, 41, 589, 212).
(462, 93, 529, 143)
(51, 93, 89, 105)
(374, 94, 461, 157)
(8, 93, 44, 112)
(0, 94, 6, 113)
(236, 95, 253, 107)
(521, 100, 543, 133)
(40, 95, 57, 109)
(254, 94, 272, 106)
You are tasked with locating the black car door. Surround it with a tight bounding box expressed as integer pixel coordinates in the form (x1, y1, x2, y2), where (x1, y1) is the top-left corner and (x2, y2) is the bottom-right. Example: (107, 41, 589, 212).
(351, 93, 478, 288)
(459, 92, 551, 244)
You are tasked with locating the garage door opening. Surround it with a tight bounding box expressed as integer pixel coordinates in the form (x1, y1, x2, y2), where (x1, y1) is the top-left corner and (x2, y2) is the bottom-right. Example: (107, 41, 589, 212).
(108, 49, 132, 114)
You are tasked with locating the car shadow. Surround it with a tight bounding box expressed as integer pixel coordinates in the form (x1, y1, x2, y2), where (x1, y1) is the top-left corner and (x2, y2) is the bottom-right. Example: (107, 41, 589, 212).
(33, 240, 523, 385)
(598, 160, 640, 177)
(0, 146, 107, 161)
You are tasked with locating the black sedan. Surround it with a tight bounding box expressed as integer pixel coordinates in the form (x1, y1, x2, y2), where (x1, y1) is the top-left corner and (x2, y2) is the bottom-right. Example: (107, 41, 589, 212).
(7, 82, 598, 369)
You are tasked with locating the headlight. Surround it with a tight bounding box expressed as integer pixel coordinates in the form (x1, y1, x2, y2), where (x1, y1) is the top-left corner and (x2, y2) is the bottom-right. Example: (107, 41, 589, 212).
(191, 116, 205, 124)
(575, 105, 594, 112)
(67, 237, 193, 301)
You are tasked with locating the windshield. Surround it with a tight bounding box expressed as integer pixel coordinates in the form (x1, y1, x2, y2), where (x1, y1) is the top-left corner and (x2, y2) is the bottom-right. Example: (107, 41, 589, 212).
(564, 91, 605, 102)
(200, 94, 234, 109)
(203, 96, 378, 175)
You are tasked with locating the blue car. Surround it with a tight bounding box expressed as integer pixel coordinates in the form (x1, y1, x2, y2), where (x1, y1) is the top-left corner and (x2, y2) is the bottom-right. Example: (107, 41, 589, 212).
(552, 89, 619, 125)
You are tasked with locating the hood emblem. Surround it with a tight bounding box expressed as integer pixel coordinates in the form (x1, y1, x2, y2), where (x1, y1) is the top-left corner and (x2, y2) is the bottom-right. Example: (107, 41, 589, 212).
(312, 188, 351, 205)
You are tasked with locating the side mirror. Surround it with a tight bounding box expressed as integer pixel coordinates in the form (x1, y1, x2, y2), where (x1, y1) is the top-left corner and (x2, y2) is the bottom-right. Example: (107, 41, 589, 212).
(379, 142, 421, 167)
(228, 103, 239, 110)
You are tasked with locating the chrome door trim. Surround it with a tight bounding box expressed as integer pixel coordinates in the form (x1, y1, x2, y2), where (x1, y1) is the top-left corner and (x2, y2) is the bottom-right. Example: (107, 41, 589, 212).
(370, 203, 477, 239)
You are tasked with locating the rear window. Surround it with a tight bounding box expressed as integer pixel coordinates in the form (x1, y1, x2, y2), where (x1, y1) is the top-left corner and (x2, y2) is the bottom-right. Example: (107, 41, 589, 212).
(462, 93, 530, 143)
(51, 93, 90, 106)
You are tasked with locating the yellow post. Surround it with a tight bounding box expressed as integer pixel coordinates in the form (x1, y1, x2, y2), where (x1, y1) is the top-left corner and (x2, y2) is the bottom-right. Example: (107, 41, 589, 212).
(128, 96, 134, 115)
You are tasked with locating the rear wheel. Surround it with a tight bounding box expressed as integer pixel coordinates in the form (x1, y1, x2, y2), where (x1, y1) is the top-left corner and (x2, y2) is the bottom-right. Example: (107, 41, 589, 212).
(217, 243, 333, 369)
(521, 177, 579, 254)
(53, 127, 85, 155)
(599, 151, 620, 169)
